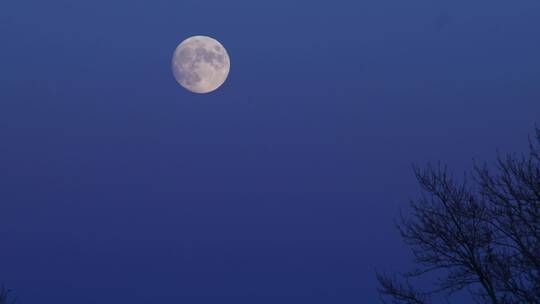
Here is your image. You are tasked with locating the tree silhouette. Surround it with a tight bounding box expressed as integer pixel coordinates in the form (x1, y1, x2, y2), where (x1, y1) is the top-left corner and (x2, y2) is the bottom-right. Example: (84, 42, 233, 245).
(0, 286, 16, 304)
(377, 128, 540, 304)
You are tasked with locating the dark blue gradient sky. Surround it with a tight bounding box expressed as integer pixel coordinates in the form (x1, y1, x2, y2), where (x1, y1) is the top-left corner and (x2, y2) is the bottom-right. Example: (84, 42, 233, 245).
(1, 0, 539, 303)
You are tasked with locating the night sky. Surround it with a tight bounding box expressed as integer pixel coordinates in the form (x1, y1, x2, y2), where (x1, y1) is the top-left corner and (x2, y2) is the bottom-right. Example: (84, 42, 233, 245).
(1, 0, 539, 303)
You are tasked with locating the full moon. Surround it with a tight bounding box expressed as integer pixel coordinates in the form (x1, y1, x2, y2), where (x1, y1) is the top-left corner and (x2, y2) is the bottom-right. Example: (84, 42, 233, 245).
(171, 36, 231, 94)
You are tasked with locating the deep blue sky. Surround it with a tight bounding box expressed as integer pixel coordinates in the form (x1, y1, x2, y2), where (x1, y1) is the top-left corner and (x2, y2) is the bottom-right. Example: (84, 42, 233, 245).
(1, 0, 539, 303)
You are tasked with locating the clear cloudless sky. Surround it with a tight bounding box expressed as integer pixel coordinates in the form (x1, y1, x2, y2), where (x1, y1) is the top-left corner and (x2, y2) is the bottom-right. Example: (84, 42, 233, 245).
(1, 0, 539, 303)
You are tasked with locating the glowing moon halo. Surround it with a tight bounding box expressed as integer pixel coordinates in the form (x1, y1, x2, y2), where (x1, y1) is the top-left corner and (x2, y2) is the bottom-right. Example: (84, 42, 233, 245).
(171, 36, 230, 94)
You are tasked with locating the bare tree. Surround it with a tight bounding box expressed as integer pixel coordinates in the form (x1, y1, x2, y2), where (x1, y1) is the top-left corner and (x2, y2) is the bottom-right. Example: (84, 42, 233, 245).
(377, 128, 540, 304)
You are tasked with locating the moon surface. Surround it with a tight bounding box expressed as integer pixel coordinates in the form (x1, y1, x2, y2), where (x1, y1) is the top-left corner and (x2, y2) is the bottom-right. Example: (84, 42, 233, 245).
(172, 36, 230, 94)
